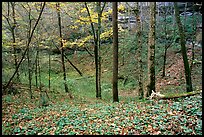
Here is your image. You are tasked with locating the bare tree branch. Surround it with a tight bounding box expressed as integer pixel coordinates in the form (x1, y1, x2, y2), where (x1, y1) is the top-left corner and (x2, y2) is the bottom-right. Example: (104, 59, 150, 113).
(3, 2, 46, 91)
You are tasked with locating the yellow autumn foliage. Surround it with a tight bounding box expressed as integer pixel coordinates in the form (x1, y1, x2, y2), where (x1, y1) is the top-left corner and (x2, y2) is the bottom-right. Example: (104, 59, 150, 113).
(118, 4, 125, 12)
(75, 4, 111, 25)
(80, 8, 87, 13)
(70, 25, 78, 29)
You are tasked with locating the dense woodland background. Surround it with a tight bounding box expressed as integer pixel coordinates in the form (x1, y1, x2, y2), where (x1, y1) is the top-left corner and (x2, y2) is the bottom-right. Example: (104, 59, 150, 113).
(2, 2, 202, 135)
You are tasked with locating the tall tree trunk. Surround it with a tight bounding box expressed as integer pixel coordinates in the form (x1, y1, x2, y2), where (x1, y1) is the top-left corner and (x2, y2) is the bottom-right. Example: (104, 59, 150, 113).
(112, 2, 119, 102)
(94, 42, 99, 98)
(56, 3, 72, 98)
(146, 2, 156, 98)
(10, 2, 20, 83)
(85, 2, 99, 98)
(97, 2, 102, 99)
(27, 46, 33, 99)
(174, 2, 193, 92)
(27, 5, 33, 99)
(134, 2, 144, 99)
(3, 2, 46, 91)
(35, 30, 39, 88)
(35, 54, 38, 88)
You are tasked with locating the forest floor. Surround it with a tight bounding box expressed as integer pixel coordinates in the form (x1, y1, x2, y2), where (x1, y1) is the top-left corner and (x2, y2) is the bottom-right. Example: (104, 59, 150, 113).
(2, 91, 202, 135)
(156, 44, 202, 94)
(2, 45, 202, 135)
(120, 44, 202, 97)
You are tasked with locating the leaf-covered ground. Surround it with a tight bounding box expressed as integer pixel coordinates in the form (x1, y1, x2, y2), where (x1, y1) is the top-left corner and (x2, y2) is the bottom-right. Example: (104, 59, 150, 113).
(2, 93, 202, 135)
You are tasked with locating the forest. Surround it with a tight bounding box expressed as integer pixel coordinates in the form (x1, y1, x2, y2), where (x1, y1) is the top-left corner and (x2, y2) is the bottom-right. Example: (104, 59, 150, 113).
(2, 2, 202, 135)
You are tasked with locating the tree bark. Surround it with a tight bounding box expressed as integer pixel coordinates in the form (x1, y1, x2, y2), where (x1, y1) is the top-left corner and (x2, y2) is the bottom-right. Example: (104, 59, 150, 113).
(134, 2, 144, 99)
(56, 3, 72, 98)
(174, 2, 193, 92)
(35, 52, 38, 88)
(27, 5, 33, 99)
(112, 2, 119, 102)
(146, 2, 156, 98)
(35, 32, 39, 88)
(85, 2, 99, 98)
(97, 2, 102, 99)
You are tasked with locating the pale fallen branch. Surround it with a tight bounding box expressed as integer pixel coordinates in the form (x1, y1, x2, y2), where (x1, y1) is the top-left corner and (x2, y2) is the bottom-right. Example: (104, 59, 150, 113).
(149, 90, 165, 99)
(149, 90, 202, 100)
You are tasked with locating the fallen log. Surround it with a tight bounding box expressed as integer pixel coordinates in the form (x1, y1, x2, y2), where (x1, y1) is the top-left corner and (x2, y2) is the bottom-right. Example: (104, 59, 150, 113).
(149, 90, 202, 100)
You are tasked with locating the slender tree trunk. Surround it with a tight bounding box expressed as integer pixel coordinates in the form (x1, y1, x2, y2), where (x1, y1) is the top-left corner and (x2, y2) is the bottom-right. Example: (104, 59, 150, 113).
(35, 56, 38, 88)
(134, 2, 144, 99)
(97, 2, 102, 99)
(85, 2, 99, 98)
(112, 2, 119, 102)
(27, 6, 33, 99)
(174, 2, 193, 92)
(56, 3, 72, 98)
(10, 2, 20, 83)
(94, 43, 99, 98)
(35, 47, 39, 88)
(27, 46, 33, 99)
(146, 2, 156, 98)
(35, 30, 39, 88)
(3, 2, 46, 91)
